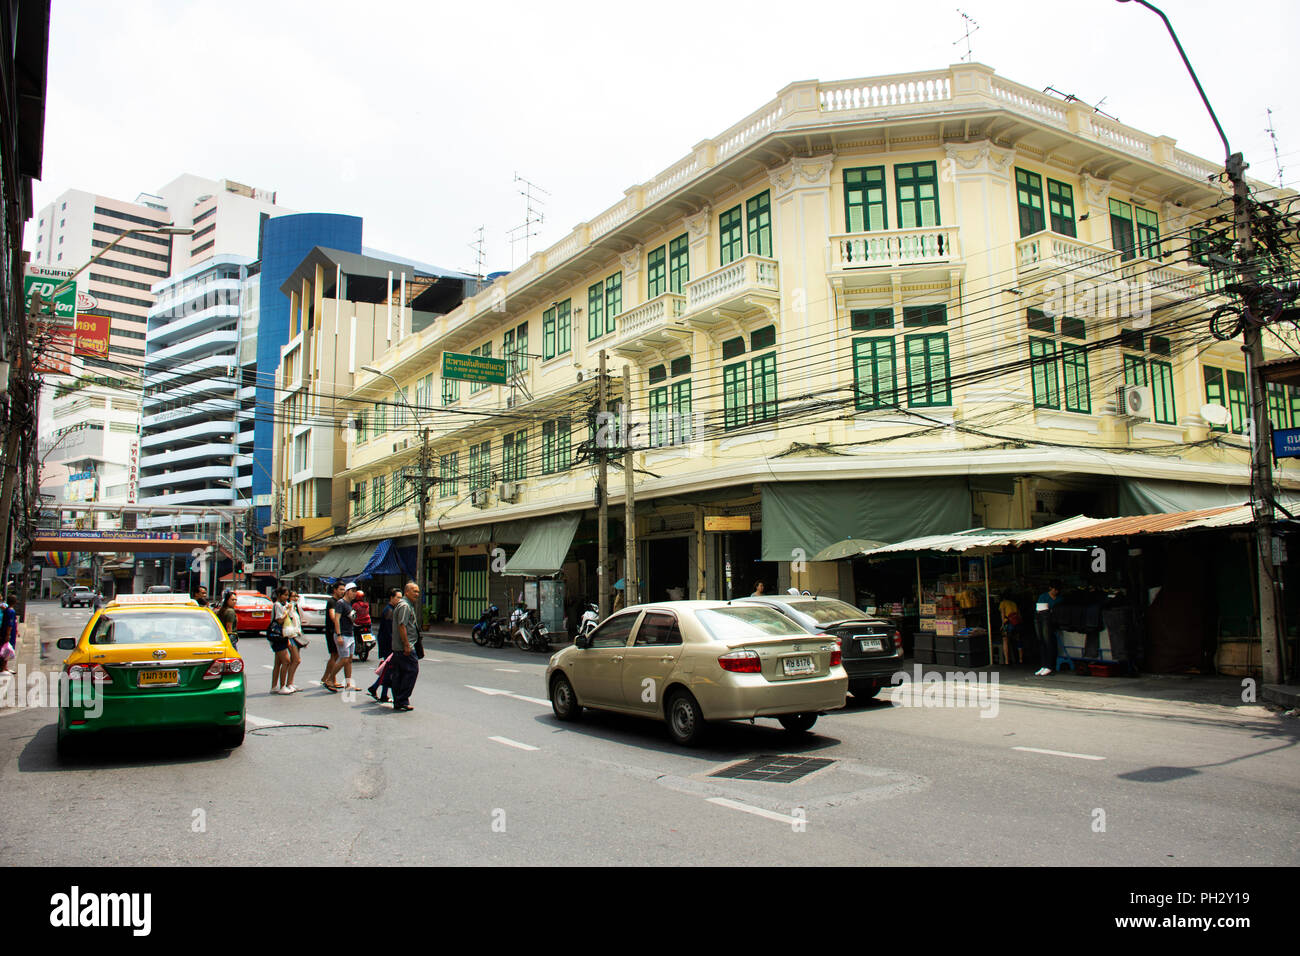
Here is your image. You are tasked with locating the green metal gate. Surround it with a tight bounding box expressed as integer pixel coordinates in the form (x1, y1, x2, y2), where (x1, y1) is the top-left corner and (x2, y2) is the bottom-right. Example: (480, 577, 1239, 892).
(457, 553, 488, 624)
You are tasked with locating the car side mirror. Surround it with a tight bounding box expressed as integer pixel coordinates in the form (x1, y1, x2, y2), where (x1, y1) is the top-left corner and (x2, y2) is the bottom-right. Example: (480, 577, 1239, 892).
(56, 638, 75, 651)
(574, 634, 591, 650)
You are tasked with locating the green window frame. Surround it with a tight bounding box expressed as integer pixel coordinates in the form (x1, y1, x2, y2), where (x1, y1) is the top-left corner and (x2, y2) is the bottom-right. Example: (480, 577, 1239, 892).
(1110, 199, 1136, 261)
(541, 419, 571, 473)
(844, 166, 887, 232)
(723, 362, 747, 430)
(1029, 338, 1060, 409)
(503, 322, 527, 374)
(501, 429, 527, 482)
(1149, 360, 1176, 424)
(439, 452, 458, 498)
(647, 246, 667, 299)
(751, 352, 778, 423)
(604, 272, 621, 332)
(1047, 179, 1077, 237)
(1290, 386, 1300, 433)
(374, 401, 387, 435)
(372, 475, 386, 513)
(895, 162, 940, 229)
(393, 390, 406, 429)
(719, 205, 743, 265)
(1203, 366, 1227, 433)
(1134, 206, 1161, 260)
(441, 376, 459, 405)
(587, 281, 605, 340)
(469, 342, 492, 394)
(851, 308, 893, 331)
(556, 299, 570, 356)
(904, 333, 951, 407)
(1267, 381, 1289, 430)
(542, 305, 557, 360)
(1189, 227, 1211, 266)
(903, 304, 947, 328)
(853, 338, 897, 410)
(355, 481, 366, 516)
(1015, 168, 1046, 237)
(356, 411, 368, 443)
(1123, 354, 1147, 388)
(1226, 370, 1248, 434)
(648, 386, 670, 448)
(746, 190, 772, 257)
(1061, 342, 1090, 414)
(468, 440, 491, 490)
(668, 234, 689, 294)
(671, 379, 692, 443)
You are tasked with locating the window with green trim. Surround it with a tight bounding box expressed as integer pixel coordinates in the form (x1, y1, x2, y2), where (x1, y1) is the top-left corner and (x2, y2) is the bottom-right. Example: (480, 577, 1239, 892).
(1149, 360, 1176, 424)
(372, 474, 386, 513)
(541, 301, 570, 361)
(722, 362, 747, 429)
(853, 338, 896, 410)
(671, 378, 692, 443)
(1203, 366, 1227, 432)
(1110, 199, 1136, 261)
(895, 162, 940, 228)
(851, 308, 893, 331)
(469, 342, 492, 394)
(1134, 206, 1160, 260)
(356, 410, 368, 443)
(441, 376, 459, 405)
(503, 322, 528, 374)
(1061, 342, 1090, 414)
(648, 386, 670, 448)
(1123, 354, 1147, 387)
(1027, 308, 1055, 333)
(904, 333, 950, 406)
(721, 336, 745, 360)
(374, 400, 387, 435)
(845, 166, 887, 232)
(668, 234, 689, 293)
(1291, 385, 1300, 433)
(1267, 381, 1289, 430)
(438, 452, 458, 498)
(1047, 179, 1076, 237)
(468, 440, 491, 490)
(1029, 338, 1060, 409)
(903, 304, 947, 327)
(355, 481, 366, 516)
(1061, 316, 1086, 340)
(1226, 370, 1247, 434)
(647, 246, 667, 299)
(746, 191, 772, 257)
(542, 305, 557, 360)
(750, 325, 776, 351)
(719, 205, 743, 265)
(1015, 168, 1046, 237)
(501, 429, 527, 482)
(541, 419, 571, 473)
(751, 352, 778, 423)
(604, 272, 621, 332)
(393, 389, 406, 429)
(587, 281, 604, 340)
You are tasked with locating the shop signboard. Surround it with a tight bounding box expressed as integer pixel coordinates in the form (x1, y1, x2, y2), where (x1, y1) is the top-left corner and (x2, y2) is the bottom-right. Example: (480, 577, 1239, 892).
(23, 268, 77, 320)
(1272, 427, 1300, 460)
(442, 351, 509, 385)
(74, 314, 111, 358)
(704, 515, 751, 532)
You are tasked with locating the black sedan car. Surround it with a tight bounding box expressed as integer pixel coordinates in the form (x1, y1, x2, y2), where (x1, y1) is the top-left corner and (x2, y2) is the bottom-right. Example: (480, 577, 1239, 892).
(735, 595, 902, 698)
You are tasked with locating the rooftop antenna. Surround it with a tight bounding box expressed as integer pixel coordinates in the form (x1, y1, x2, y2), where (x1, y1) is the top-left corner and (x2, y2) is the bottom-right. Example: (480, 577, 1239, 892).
(507, 172, 549, 269)
(468, 225, 486, 293)
(1266, 108, 1285, 188)
(953, 9, 979, 62)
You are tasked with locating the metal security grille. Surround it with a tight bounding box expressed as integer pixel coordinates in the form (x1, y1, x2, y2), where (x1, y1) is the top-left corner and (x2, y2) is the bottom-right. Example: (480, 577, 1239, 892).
(709, 755, 835, 783)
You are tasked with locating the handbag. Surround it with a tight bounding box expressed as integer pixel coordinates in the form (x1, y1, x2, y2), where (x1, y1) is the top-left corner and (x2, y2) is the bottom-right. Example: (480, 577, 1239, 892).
(373, 653, 393, 681)
(415, 637, 425, 660)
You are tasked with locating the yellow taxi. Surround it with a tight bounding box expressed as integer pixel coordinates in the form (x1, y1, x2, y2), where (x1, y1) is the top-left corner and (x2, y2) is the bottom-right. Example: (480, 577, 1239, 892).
(55, 594, 245, 758)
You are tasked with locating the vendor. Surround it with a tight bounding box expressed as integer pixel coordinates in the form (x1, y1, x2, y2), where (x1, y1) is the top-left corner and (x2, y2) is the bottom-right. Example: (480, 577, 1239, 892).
(1034, 580, 1063, 676)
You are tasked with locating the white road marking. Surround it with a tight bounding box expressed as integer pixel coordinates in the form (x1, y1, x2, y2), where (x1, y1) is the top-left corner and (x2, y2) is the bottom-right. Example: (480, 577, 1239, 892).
(466, 684, 550, 707)
(1012, 746, 1105, 761)
(488, 736, 539, 751)
(261, 665, 273, 670)
(246, 714, 284, 728)
(494, 668, 520, 673)
(707, 797, 803, 825)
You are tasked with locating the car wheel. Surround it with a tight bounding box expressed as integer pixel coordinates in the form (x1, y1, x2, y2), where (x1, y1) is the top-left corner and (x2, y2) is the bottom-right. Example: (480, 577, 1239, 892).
(778, 712, 818, 733)
(666, 689, 706, 746)
(219, 722, 245, 749)
(550, 673, 582, 721)
(851, 682, 881, 699)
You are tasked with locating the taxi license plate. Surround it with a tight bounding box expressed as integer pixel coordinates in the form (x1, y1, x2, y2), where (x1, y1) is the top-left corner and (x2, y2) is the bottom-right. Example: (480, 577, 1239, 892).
(859, 638, 884, 652)
(783, 656, 815, 676)
(138, 669, 180, 687)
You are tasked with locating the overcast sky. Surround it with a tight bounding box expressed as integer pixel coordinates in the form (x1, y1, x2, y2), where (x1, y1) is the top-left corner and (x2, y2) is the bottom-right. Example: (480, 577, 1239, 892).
(30, 0, 1300, 276)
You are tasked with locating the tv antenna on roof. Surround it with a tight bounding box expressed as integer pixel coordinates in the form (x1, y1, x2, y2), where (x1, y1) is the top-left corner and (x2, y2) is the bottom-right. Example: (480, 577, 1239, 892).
(468, 225, 486, 293)
(1267, 108, 1285, 188)
(508, 173, 549, 268)
(953, 9, 979, 62)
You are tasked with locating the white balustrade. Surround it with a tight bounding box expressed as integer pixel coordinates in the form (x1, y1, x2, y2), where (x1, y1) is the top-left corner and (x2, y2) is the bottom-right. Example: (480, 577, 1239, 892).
(990, 81, 1068, 127)
(832, 228, 959, 270)
(819, 73, 952, 111)
(686, 257, 780, 312)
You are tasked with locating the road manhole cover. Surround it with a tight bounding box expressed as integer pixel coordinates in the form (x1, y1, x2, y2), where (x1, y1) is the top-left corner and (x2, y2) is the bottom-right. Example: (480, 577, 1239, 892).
(249, 724, 329, 737)
(709, 755, 835, 783)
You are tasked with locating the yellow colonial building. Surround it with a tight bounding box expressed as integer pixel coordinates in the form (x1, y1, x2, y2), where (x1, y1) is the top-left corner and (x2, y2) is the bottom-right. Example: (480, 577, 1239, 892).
(329, 63, 1298, 626)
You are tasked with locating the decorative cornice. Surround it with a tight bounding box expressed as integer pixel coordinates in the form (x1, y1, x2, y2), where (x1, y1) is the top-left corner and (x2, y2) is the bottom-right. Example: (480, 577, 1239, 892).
(942, 140, 1014, 178)
(768, 155, 835, 198)
(619, 244, 643, 277)
(685, 205, 712, 240)
(1081, 172, 1112, 209)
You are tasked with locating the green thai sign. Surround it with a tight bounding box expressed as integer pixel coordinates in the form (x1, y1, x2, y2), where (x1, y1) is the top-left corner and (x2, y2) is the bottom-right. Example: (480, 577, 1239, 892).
(442, 351, 509, 385)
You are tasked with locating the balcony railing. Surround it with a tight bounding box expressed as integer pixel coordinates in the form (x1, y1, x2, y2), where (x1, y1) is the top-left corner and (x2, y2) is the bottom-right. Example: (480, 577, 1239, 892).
(1015, 231, 1221, 300)
(685, 256, 779, 317)
(829, 227, 960, 271)
(609, 293, 688, 352)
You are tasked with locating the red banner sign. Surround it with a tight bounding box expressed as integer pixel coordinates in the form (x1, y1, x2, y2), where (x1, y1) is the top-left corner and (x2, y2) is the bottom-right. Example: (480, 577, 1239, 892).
(74, 313, 111, 358)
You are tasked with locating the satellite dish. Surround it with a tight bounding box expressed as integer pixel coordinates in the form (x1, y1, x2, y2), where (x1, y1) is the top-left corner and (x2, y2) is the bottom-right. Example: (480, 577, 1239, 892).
(1201, 403, 1230, 426)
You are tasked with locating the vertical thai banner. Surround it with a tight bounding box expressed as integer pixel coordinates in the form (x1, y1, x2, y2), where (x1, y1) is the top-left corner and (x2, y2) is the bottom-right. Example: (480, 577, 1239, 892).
(74, 314, 111, 358)
(127, 441, 139, 505)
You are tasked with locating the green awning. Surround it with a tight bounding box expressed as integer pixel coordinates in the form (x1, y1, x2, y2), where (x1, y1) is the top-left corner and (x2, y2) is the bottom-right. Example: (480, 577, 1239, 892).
(502, 514, 581, 577)
(761, 478, 972, 562)
(306, 541, 378, 581)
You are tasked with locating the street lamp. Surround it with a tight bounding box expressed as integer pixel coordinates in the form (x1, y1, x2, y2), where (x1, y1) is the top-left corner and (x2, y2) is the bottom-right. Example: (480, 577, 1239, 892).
(361, 365, 430, 596)
(49, 226, 196, 300)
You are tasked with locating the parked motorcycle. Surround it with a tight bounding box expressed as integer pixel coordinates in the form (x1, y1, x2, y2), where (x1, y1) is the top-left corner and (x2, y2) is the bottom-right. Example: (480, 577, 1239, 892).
(575, 603, 600, 641)
(471, 605, 506, 648)
(510, 605, 551, 652)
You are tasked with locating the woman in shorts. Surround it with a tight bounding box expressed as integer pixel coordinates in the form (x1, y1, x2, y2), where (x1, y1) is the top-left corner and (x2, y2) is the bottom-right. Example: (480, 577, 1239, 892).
(269, 586, 293, 694)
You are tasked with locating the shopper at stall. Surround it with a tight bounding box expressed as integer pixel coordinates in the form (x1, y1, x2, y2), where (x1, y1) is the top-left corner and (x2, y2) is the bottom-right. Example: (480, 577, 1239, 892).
(1034, 580, 1063, 676)
(999, 590, 1022, 667)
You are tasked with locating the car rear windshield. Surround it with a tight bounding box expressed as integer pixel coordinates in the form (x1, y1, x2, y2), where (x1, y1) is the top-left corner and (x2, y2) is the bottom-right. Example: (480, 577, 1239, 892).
(782, 599, 874, 625)
(92, 613, 226, 645)
(696, 606, 802, 641)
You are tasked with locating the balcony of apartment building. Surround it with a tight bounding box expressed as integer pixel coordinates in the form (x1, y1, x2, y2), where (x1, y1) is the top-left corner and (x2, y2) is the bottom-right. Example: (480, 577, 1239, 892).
(141, 396, 240, 431)
(137, 463, 239, 491)
(135, 486, 239, 508)
(825, 226, 962, 295)
(146, 299, 241, 351)
(610, 255, 781, 355)
(144, 327, 241, 368)
(139, 420, 235, 450)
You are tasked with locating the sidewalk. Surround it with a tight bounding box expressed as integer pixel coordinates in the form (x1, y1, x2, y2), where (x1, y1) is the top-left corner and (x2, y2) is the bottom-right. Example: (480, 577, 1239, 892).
(422, 622, 574, 649)
(0, 610, 57, 711)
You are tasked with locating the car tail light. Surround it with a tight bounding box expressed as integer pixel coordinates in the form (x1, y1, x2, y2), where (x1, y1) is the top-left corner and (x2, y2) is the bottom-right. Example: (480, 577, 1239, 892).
(718, 649, 762, 673)
(65, 663, 109, 684)
(204, 658, 244, 679)
(893, 629, 903, 650)
(830, 638, 842, 667)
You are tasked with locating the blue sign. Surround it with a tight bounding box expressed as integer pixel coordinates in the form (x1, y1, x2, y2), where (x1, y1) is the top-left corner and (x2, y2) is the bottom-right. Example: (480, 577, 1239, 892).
(1273, 427, 1300, 459)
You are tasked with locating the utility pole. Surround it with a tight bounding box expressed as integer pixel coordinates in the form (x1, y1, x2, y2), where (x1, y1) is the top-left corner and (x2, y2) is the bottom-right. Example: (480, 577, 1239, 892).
(623, 365, 638, 607)
(597, 350, 609, 619)
(275, 489, 283, 584)
(417, 425, 429, 596)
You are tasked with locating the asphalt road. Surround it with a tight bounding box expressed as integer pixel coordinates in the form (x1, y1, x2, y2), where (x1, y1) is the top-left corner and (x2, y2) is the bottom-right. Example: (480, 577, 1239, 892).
(2, 601, 1297, 866)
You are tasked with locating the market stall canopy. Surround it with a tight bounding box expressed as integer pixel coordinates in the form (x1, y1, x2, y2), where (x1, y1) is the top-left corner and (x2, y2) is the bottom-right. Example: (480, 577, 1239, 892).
(811, 538, 889, 561)
(360, 539, 416, 580)
(502, 514, 581, 577)
(305, 541, 377, 582)
(860, 515, 1104, 557)
(761, 478, 971, 562)
(1007, 504, 1253, 543)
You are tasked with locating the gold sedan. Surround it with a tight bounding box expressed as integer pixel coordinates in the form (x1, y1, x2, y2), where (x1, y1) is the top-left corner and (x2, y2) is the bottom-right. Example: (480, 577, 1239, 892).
(546, 601, 847, 745)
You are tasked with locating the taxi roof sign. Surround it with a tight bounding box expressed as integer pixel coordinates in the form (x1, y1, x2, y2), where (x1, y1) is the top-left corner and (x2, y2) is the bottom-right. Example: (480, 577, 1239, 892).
(105, 595, 201, 609)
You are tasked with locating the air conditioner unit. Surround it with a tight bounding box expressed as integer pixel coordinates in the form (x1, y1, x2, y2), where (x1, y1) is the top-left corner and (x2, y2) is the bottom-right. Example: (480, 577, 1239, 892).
(1118, 385, 1154, 420)
(471, 488, 489, 508)
(576, 369, 590, 384)
(498, 481, 517, 502)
